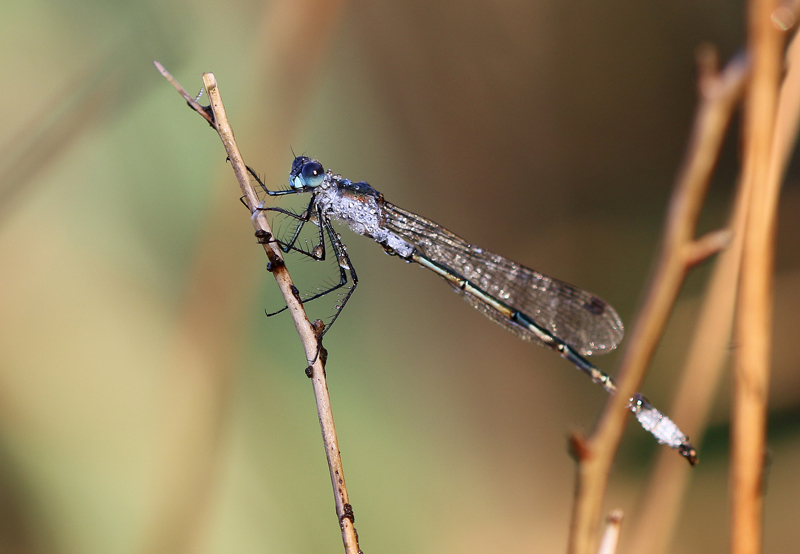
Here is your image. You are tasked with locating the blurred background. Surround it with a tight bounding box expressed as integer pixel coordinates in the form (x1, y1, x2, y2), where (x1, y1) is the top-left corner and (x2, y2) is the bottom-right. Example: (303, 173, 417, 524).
(1, 0, 799, 553)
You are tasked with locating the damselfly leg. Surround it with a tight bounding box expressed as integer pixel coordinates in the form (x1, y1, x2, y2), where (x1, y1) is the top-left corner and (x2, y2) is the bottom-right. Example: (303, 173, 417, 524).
(248, 166, 359, 338)
(247, 166, 323, 256)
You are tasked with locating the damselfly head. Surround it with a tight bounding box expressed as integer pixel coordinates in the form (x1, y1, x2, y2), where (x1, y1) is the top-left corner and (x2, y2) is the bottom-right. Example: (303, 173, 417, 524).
(290, 156, 325, 189)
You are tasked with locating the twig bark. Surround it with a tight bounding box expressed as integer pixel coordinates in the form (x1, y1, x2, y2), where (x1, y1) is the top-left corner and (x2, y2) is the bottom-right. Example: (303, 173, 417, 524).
(157, 64, 361, 554)
(629, 27, 800, 554)
(200, 73, 361, 554)
(567, 49, 748, 554)
(731, 0, 785, 552)
(154, 62, 213, 126)
(626, 149, 751, 554)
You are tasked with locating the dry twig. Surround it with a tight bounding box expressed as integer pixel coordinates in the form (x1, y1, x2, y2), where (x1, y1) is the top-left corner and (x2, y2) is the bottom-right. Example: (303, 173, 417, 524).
(630, 26, 800, 554)
(156, 64, 361, 554)
(567, 49, 748, 554)
(153, 61, 213, 125)
(731, 0, 785, 551)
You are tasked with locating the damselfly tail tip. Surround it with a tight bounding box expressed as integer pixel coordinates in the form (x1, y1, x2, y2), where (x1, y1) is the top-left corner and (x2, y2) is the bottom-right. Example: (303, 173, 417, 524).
(679, 442, 698, 466)
(628, 393, 698, 466)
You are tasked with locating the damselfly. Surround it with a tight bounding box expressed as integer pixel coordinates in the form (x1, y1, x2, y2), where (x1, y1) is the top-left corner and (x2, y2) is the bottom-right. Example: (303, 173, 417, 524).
(252, 156, 697, 464)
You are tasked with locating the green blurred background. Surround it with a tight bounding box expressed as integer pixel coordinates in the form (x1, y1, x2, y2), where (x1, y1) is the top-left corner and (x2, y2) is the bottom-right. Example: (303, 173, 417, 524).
(1, 0, 799, 553)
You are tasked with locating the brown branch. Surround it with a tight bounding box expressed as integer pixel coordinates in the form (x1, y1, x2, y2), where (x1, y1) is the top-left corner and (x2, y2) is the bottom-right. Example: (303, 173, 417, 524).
(153, 61, 214, 125)
(198, 73, 361, 554)
(566, 50, 748, 554)
(626, 152, 751, 554)
(731, 0, 785, 552)
(685, 228, 732, 267)
(629, 26, 800, 554)
(155, 65, 360, 554)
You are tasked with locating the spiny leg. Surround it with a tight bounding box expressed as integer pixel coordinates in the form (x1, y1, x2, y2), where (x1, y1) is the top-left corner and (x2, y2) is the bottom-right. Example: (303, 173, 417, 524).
(256, 199, 320, 255)
(264, 209, 357, 320)
(246, 165, 301, 197)
(316, 216, 359, 338)
(246, 165, 326, 256)
(292, 217, 359, 364)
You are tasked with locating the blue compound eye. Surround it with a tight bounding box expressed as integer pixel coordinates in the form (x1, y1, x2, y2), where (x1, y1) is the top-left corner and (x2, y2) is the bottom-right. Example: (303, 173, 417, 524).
(300, 161, 325, 188)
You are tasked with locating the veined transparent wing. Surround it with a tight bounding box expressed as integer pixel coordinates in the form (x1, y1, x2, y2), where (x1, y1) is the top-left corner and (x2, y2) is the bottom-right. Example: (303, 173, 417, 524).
(382, 202, 624, 356)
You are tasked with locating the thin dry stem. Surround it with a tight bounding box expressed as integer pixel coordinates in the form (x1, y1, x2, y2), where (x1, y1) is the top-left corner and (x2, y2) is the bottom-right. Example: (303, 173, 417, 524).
(567, 52, 748, 554)
(154, 61, 214, 125)
(626, 159, 751, 554)
(731, 0, 785, 551)
(155, 64, 360, 554)
(198, 73, 361, 554)
(149, 6, 348, 550)
(685, 228, 732, 267)
(630, 29, 800, 554)
(767, 23, 800, 179)
(143, 64, 257, 554)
